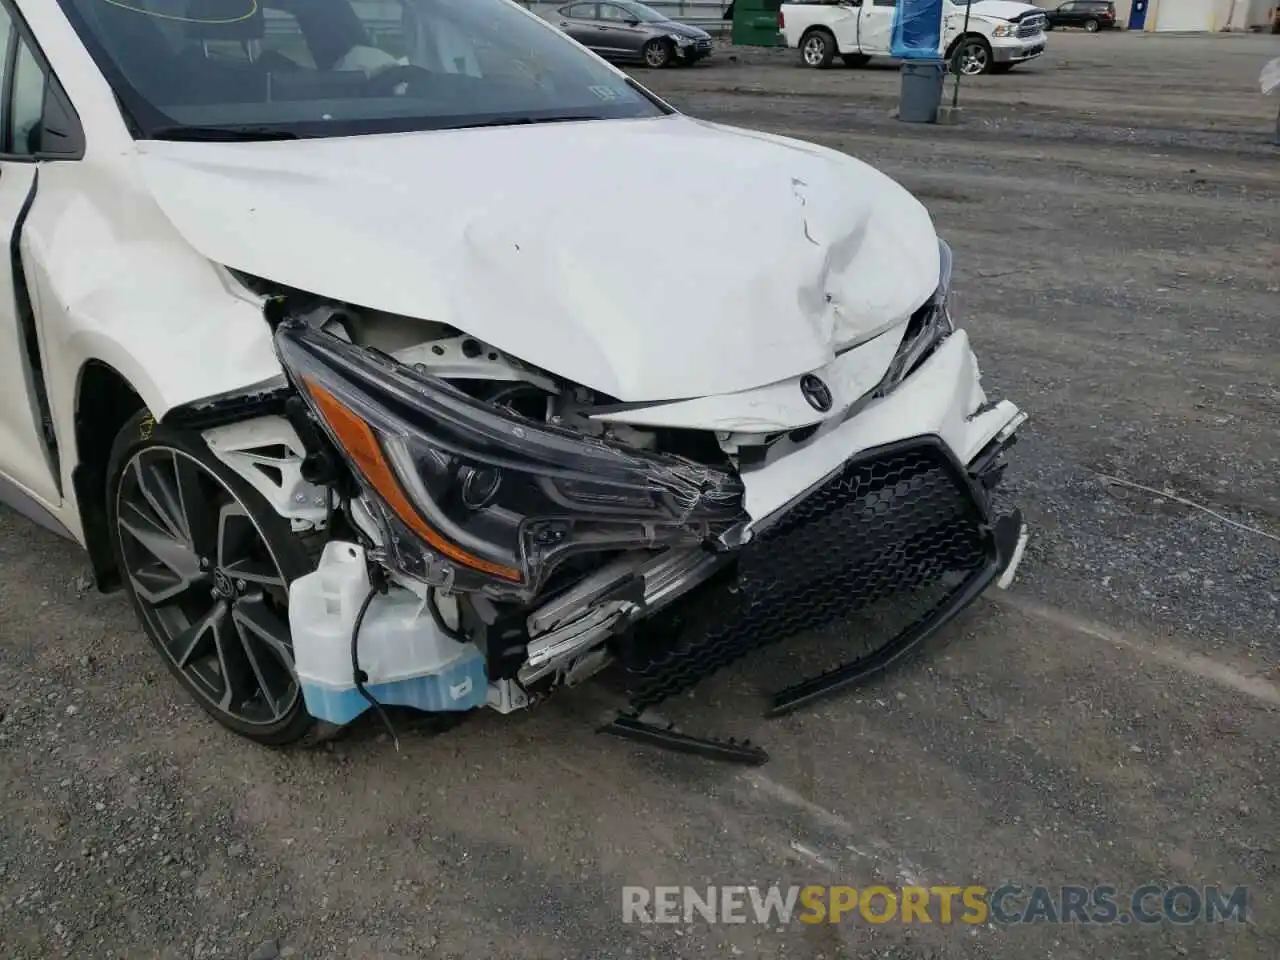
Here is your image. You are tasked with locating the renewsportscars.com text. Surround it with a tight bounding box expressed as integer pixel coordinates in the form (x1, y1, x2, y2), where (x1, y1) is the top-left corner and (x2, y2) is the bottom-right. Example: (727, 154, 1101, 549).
(622, 884, 1248, 926)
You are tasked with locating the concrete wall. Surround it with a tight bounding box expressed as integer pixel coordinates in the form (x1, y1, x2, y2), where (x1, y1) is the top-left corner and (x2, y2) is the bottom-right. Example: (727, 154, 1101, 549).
(1214, 0, 1276, 28)
(1138, 0, 1275, 30)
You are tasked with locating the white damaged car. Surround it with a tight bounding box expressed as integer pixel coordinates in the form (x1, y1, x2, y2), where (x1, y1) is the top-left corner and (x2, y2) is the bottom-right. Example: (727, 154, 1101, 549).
(0, 0, 1027, 762)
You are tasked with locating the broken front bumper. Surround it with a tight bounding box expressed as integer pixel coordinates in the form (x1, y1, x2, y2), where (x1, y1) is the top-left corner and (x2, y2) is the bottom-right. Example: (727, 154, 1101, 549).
(617, 435, 1024, 716)
(613, 331, 1028, 717)
(675, 39, 714, 61)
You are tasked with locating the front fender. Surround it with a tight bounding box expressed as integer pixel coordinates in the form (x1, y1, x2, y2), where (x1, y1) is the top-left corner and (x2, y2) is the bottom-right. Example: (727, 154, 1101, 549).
(25, 160, 282, 469)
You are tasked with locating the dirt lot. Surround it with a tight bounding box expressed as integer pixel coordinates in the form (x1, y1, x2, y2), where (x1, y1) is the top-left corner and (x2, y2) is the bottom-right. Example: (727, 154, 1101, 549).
(2, 29, 1278, 960)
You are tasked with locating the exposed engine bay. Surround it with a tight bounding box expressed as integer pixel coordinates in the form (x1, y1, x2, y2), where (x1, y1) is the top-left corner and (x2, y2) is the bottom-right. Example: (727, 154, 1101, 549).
(195, 267, 1028, 764)
(265, 296, 754, 701)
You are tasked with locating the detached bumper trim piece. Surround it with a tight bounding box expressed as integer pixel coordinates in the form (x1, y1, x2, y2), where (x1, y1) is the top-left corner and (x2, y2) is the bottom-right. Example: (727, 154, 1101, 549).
(996, 521, 1030, 590)
(597, 713, 770, 766)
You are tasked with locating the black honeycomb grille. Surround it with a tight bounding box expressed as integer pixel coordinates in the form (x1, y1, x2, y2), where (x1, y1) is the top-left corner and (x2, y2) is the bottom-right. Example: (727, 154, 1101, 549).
(621, 438, 991, 709)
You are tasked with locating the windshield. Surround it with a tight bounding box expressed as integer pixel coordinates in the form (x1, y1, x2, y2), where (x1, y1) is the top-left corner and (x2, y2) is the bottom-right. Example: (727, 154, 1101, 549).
(55, 0, 668, 139)
(615, 2, 669, 21)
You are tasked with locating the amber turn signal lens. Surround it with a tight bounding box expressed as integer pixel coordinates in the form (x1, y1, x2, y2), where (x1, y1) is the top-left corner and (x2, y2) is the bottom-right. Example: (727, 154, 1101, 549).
(301, 376, 523, 583)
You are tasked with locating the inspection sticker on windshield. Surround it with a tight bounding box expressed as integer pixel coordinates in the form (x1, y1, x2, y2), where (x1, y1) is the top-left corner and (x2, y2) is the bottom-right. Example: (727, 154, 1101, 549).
(589, 85, 622, 102)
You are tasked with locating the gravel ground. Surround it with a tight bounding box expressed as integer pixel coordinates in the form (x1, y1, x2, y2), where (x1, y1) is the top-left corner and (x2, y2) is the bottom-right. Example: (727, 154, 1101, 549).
(2, 30, 1278, 960)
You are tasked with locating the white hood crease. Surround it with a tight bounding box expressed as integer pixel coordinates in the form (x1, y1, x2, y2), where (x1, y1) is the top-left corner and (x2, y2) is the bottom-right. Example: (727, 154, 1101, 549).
(136, 114, 940, 404)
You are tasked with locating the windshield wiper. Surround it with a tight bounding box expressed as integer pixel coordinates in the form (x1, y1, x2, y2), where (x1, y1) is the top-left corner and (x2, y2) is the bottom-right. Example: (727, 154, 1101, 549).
(146, 125, 300, 142)
(450, 115, 606, 130)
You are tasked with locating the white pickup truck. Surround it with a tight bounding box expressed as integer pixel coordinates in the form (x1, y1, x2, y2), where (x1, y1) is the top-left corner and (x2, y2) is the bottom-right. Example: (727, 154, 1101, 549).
(780, 0, 1048, 75)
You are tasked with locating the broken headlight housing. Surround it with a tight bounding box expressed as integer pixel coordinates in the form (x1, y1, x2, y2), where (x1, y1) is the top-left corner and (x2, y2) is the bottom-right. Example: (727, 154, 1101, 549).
(881, 239, 955, 387)
(274, 322, 745, 600)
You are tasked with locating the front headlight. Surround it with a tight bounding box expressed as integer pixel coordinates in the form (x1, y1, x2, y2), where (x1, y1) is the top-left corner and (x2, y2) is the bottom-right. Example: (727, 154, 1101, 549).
(880, 238, 955, 388)
(274, 321, 744, 599)
(992, 22, 1016, 36)
(671, 33, 694, 45)
(936, 237, 955, 331)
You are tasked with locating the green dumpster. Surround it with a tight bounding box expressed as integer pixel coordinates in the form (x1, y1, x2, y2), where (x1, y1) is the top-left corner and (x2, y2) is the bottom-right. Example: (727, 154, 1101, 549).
(728, 0, 785, 47)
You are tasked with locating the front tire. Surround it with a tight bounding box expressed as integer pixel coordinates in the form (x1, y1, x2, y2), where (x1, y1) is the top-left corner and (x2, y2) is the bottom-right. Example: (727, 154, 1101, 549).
(107, 411, 316, 746)
(951, 36, 992, 76)
(800, 29, 836, 69)
(643, 38, 673, 68)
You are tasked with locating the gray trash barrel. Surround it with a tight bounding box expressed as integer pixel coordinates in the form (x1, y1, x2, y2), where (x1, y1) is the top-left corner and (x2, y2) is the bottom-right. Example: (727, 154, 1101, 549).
(898, 60, 945, 124)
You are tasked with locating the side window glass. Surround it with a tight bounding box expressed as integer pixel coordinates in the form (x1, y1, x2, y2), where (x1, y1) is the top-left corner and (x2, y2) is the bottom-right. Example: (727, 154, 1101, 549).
(10, 37, 46, 156)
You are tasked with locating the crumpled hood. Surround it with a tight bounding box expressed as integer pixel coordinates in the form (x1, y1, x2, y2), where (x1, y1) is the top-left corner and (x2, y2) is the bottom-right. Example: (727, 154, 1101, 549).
(136, 114, 939, 403)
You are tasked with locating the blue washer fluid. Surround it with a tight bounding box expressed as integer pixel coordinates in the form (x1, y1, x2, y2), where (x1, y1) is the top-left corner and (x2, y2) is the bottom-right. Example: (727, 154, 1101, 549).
(290, 542, 490, 726)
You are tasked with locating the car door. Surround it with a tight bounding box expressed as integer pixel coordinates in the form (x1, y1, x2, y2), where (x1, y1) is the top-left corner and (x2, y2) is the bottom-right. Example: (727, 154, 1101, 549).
(1058, 2, 1082, 25)
(596, 3, 643, 58)
(0, 4, 65, 510)
(555, 3, 603, 52)
(859, 0, 897, 56)
(828, 0, 863, 52)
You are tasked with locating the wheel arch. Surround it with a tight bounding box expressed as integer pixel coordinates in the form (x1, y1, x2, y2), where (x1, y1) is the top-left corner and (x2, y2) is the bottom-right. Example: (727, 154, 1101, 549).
(69, 356, 303, 592)
(71, 359, 147, 592)
(945, 31, 988, 59)
(644, 35, 675, 61)
(800, 24, 837, 43)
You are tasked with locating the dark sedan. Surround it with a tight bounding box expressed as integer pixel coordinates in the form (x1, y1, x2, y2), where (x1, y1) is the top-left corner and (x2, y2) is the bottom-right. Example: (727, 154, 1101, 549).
(551, 0, 714, 67)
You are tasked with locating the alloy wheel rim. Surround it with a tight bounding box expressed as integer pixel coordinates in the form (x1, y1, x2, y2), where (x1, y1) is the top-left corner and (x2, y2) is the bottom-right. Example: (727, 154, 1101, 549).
(646, 43, 667, 66)
(115, 446, 299, 726)
(1085, 19, 1098, 30)
(803, 36, 825, 64)
(960, 44, 987, 74)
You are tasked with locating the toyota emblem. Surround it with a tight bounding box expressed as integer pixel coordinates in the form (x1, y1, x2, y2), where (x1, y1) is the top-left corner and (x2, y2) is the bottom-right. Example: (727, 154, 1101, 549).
(212, 569, 235, 598)
(800, 374, 832, 413)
